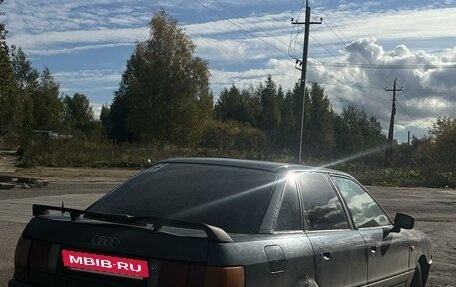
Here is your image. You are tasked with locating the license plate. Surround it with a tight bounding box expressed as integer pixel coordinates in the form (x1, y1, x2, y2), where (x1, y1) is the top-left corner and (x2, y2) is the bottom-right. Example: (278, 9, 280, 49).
(62, 250, 149, 279)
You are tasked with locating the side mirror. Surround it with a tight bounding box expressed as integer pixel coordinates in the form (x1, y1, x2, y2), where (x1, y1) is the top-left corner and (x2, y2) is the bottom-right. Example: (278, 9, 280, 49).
(391, 213, 415, 232)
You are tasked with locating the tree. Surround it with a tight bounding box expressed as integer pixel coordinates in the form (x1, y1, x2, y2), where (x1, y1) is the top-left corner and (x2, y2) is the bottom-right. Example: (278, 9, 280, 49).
(63, 93, 94, 132)
(256, 76, 282, 149)
(32, 68, 63, 131)
(110, 9, 213, 145)
(0, 2, 20, 138)
(202, 120, 265, 156)
(11, 47, 39, 92)
(332, 105, 386, 166)
(100, 104, 112, 137)
(305, 83, 335, 159)
(334, 105, 385, 156)
(429, 117, 456, 171)
(215, 85, 256, 125)
(11, 46, 40, 129)
(257, 76, 281, 131)
(110, 83, 134, 142)
(278, 88, 298, 152)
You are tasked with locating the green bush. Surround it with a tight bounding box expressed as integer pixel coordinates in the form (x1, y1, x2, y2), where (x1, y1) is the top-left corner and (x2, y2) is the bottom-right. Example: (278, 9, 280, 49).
(19, 137, 163, 168)
(15, 134, 456, 189)
(339, 164, 454, 188)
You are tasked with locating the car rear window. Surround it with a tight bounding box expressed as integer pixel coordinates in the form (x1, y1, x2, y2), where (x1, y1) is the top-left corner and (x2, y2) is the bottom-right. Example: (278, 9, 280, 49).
(88, 163, 277, 234)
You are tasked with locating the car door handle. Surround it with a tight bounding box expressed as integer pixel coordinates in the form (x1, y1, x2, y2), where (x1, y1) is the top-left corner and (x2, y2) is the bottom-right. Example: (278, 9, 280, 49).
(367, 240, 377, 254)
(370, 245, 377, 253)
(321, 247, 332, 261)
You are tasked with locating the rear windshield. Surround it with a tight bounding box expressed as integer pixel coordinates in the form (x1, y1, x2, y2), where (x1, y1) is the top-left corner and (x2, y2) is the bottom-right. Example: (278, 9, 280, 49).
(88, 163, 277, 234)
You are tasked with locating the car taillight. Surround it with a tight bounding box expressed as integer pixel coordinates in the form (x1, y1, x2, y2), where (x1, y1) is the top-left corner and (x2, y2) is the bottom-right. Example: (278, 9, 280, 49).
(14, 237, 32, 269)
(28, 239, 59, 273)
(187, 265, 245, 287)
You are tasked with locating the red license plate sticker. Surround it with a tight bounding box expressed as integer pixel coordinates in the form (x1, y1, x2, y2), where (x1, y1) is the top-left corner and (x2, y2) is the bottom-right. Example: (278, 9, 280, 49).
(62, 250, 149, 278)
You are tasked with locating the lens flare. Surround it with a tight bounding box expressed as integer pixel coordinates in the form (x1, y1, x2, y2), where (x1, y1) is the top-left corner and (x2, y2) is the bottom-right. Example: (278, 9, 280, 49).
(319, 144, 388, 168)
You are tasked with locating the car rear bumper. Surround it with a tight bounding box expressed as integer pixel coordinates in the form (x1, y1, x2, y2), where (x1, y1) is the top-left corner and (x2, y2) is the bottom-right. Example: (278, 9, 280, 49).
(8, 280, 39, 287)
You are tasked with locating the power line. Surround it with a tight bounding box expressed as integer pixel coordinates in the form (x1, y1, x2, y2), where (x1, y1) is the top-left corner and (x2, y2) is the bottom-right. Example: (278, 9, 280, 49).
(289, 0, 309, 60)
(187, 0, 302, 84)
(401, 90, 429, 119)
(307, 59, 361, 87)
(308, 35, 343, 62)
(315, 7, 391, 85)
(208, 0, 292, 52)
(395, 97, 420, 121)
(400, 90, 454, 124)
(185, 27, 300, 82)
(289, 24, 304, 60)
(289, 31, 300, 59)
(290, 3, 341, 62)
(190, 0, 291, 58)
(407, 87, 456, 94)
(185, 29, 300, 82)
(183, 26, 243, 58)
(310, 62, 456, 69)
(312, 9, 348, 61)
(318, 9, 352, 45)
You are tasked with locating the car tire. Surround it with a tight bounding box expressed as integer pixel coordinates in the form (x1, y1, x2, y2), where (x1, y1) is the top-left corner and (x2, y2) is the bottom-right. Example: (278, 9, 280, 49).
(410, 263, 423, 287)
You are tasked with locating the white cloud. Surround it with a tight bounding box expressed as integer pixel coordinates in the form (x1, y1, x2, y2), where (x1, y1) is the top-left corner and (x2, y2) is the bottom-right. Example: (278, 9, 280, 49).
(27, 43, 134, 56)
(418, 66, 456, 90)
(410, 97, 456, 115)
(312, 7, 456, 44)
(185, 11, 293, 36)
(53, 69, 122, 83)
(308, 38, 456, 140)
(91, 103, 105, 120)
(9, 28, 148, 51)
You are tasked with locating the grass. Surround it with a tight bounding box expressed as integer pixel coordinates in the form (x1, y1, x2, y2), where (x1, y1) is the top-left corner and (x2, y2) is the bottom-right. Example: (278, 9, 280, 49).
(16, 137, 455, 188)
(17, 137, 270, 168)
(340, 164, 455, 188)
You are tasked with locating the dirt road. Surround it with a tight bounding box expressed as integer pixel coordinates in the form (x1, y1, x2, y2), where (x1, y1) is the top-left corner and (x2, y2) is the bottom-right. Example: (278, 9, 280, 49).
(372, 186, 456, 286)
(0, 166, 455, 286)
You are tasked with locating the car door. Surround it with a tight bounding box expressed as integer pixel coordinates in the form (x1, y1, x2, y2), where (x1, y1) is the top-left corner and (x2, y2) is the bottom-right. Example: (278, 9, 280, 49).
(271, 178, 316, 287)
(296, 172, 368, 287)
(330, 176, 411, 287)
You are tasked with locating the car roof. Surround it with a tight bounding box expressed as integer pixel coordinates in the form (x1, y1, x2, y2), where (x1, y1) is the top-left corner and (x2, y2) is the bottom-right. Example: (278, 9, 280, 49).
(159, 157, 349, 176)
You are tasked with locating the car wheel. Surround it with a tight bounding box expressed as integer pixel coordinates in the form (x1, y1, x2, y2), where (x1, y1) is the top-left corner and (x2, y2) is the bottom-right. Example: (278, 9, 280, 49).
(410, 264, 423, 287)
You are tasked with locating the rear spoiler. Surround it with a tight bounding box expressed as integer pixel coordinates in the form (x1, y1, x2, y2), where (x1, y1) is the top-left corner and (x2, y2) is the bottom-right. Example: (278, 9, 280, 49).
(32, 204, 233, 243)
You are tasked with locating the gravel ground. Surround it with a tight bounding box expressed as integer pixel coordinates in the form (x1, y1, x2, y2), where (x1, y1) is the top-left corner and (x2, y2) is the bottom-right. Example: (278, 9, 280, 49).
(0, 166, 455, 286)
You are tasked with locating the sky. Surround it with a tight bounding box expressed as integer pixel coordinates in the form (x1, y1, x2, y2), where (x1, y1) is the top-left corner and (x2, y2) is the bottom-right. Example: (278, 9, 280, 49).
(2, 0, 456, 142)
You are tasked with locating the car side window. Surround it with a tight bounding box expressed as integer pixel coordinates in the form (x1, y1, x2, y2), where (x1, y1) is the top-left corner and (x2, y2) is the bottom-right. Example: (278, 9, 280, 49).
(331, 176, 390, 229)
(297, 173, 350, 231)
(275, 179, 301, 231)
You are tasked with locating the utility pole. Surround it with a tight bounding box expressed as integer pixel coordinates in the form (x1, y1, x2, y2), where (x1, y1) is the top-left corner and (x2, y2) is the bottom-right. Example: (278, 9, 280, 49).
(384, 78, 404, 167)
(292, 0, 322, 164)
(407, 130, 411, 166)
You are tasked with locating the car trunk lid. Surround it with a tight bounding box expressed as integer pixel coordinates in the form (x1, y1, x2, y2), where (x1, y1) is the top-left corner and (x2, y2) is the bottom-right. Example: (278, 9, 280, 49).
(16, 204, 240, 287)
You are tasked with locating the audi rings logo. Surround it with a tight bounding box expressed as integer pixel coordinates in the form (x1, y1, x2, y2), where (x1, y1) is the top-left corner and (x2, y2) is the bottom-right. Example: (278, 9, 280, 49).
(91, 235, 120, 248)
